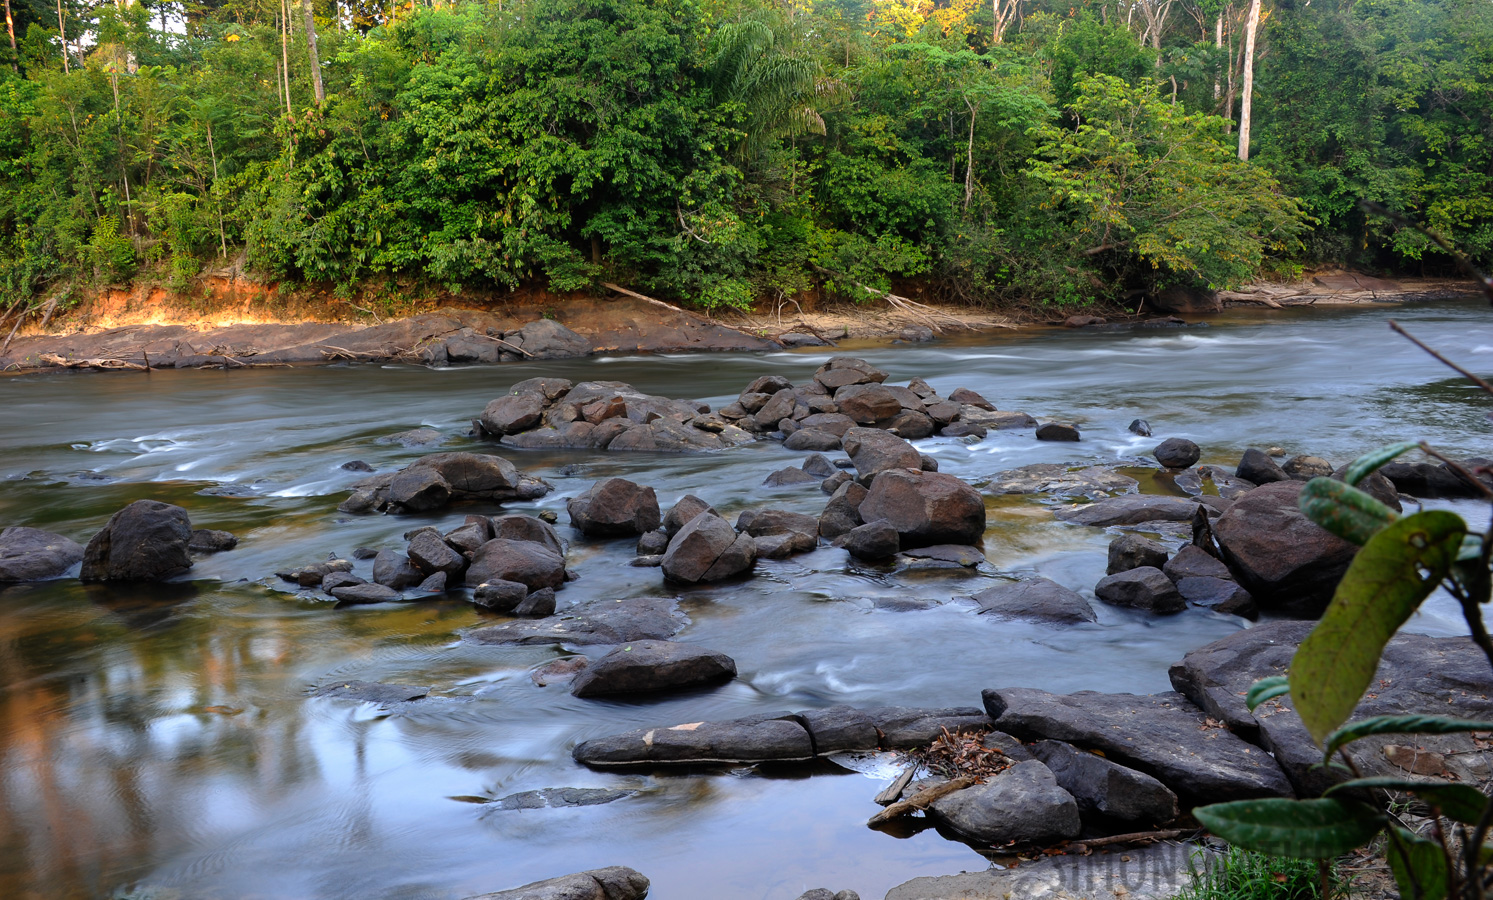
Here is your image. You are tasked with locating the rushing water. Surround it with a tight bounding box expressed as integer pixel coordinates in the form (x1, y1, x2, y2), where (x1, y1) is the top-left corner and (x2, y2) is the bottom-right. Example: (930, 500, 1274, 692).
(0, 299, 1490, 900)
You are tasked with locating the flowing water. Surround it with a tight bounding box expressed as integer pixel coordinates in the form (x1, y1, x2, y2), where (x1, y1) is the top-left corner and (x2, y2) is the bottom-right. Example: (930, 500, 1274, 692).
(0, 299, 1489, 900)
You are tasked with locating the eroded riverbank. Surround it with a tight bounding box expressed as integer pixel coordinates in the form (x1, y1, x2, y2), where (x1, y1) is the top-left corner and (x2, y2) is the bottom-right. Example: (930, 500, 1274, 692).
(0, 298, 1490, 900)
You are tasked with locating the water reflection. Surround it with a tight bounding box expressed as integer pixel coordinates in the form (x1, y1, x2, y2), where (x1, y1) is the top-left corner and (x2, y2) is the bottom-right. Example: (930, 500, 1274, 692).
(0, 299, 1489, 899)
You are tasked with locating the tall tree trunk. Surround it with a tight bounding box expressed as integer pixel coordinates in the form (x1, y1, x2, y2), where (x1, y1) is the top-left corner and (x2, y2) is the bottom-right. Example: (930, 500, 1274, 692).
(1213, 14, 1223, 99)
(281, 0, 293, 116)
(56, 0, 69, 74)
(1238, 0, 1261, 160)
(3, 0, 16, 71)
(301, 0, 325, 104)
(963, 97, 976, 210)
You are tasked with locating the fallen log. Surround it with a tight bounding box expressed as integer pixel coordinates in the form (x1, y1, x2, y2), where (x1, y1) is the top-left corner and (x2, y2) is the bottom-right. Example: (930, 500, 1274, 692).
(867, 775, 976, 826)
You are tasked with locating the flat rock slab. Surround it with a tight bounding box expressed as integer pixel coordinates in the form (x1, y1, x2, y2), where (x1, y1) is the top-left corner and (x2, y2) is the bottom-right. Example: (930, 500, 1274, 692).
(488, 787, 634, 810)
(884, 842, 1204, 900)
(971, 577, 1097, 625)
(462, 866, 650, 900)
(1056, 496, 1213, 527)
(985, 462, 1137, 498)
(573, 713, 815, 766)
(310, 681, 429, 704)
(466, 597, 686, 646)
(569, 640, 736, 698)
(1169, 621, 1493, 795)
(982, 687, 1293, 806)
(898, 544, 986, 567)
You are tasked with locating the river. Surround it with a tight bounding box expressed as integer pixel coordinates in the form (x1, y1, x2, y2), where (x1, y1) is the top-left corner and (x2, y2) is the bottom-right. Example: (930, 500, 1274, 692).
(0, 298, 1489, 900)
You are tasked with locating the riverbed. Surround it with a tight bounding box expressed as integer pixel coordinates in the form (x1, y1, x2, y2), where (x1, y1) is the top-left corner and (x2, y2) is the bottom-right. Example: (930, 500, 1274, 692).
(0, 299, 1489, 900)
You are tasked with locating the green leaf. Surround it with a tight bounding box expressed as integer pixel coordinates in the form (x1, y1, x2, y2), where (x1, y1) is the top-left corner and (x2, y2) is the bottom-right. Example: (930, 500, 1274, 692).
(1323, 715, 1493, 761)
(1289, 511, 1467, 745)
(1298, 477, 1400, 546)
(1345, 442, 1420, 486)
(1194, 798, 1385, 859)
(1387, 827, 1450, 900)
(1325, 776, 1490, 825)
(1245, 676, 1290, 711)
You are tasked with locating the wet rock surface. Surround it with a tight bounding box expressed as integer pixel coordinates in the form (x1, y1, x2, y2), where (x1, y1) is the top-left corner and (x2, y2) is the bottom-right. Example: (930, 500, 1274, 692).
(1057, 495, 1213, 527)
(970, 577, 1096, 625)
(462, 866, 650, 900)
(466, 597, 687, 646)
(567, 478, 661, 537)
(0, 527, 85, 582)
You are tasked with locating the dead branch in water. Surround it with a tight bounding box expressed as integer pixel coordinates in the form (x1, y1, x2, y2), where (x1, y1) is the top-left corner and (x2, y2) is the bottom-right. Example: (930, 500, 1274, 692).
(866, 775, 977, 826)
(39, 353, 148, 371)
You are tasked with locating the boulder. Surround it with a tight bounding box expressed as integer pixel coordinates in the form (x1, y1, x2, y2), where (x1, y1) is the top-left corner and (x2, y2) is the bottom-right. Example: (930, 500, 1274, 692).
(784, 429, 841, 452)
(345, 451, 545, 513)
(982, 687, 1294, 806)
(1094, 567, 1185, 614)
(1055, 495, 1210, 527)
(504, 318, 592, 358)
(331, 583, 401, 604)
(661, 513, 757, 584)
(570, 640, 737, 698)
(0, 527, 84, 582)
(841, 520, 900, 561)
(743, 375, 793, 396)
(1029, 740, 1178, 826)
(864, 706, 991, 748)
(467, 597, 686, 646)
(1153, 438, 1200, 469)
(926, 760, 1081, 845)
(387, 468, 451, 511)
(1107, 534, 1168, 574)
(987, 464, 1139, 498)
(948, 387, 994, 410)
(663, 495, 717, 536)
(754, 532, 817, 558)
(1331, 464, 1402, 511)
(80, 500, 194, 582)
(884, 841, 1195, 900)
(857, 469, 986, 547)
(379, 427, 445, 447)
(799, 413, 857, 437)
(884, 410, 935, 440)
(1036, 423, 1081, 442)
(740, 509, 819, 543)
(971, 577, 1097, 625)
(814, 357, 888, 391)
(443, 521, 494, 555)
(763, 466, 818, 487)
(480, 393, 546, 435)
(1162, 544, 1229, 580)
(508, 376, 573, 401)
(461, 867, 649, 900)
(407, 531, 466, 576)
(322, 571, 366, 594)
(567, 478, 661, 537)
(1129, 419, 1152, 436)
(1282, 455, 1333, 480)
(959, 407, 1038, 430)
(491, 515, 566, 556)
(834, 384, 903, 424)
(636, 530, 670, 556)
(795, 706, 881, 753)
(574, 713, 814, 766)
(819, 482, 868, 539)
(939, 422, 986, 440)
(465, 539, 567, 591)
(472, 579, 530, 612)
(1380, 460, 1491, 499)
(843, 427, 922, 478)
(1236, 448, 1290, 485)
(801, 453, 839, 477)
(187, 529, 238, 553)
(1175, 576, 1256, 617)
(1169, 621, 1493, 796)
(1212, 480, 1357, 617)
(514, 587, 556, 617)
(372, 550, 424, 589)
(820, 471, 852, 495)
(898, 544, 985, 568)
(753, 389, 798, 430)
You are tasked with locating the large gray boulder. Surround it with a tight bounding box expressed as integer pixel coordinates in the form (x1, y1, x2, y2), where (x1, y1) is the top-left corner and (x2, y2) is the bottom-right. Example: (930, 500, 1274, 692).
(1169, 621, 1493, 796)
(1212, 480, 1357, 617)
(80, 500, 193, 582)
(0, 527, 84, 582)
(662, 495, 716, 536)
(818, 482, 867, 539)
(1029, 740, 1178, 826)
(660, 513, 756, 583)
(407, 531, 466, 576)
(574, 713, 815, 766)
(1236, 448, 1290, 485)
(982, 687, 1294, 806)
(857, 469, 985, 547)
(467, 597, 686, 646)
(503, 318, 593, 359)
(480, 393, 546, 435)
(568, 478, 661, 537)
(1154, 438, 1200, 469)
(926, 760, 1081, 845)
(465, 539, 566, 590)
(842, 427, 921, 478)
(569, 640, 736, 698)
(462, 866, 648, 900)
(971, 577, 1096, 625)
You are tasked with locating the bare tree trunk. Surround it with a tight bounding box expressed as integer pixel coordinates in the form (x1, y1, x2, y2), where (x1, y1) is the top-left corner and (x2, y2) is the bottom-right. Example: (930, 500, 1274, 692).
(281, 0, 293, 116)
(1214, 14, 1223, 99)
(963, 96, 976, 210)
(1238, 0, 1261, 160)
(3, 0, 16, 71)
(56, 0, 69, 74)
(991, 0, 1019, 43)
(301, 0, 325, 104)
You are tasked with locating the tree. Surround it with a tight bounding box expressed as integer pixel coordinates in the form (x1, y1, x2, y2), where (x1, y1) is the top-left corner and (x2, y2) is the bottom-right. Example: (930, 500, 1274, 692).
(1236, 0, 1259, 159)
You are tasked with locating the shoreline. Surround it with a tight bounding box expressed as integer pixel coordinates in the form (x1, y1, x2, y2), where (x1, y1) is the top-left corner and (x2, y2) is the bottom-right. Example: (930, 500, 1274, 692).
(1, 275, 1480, 375)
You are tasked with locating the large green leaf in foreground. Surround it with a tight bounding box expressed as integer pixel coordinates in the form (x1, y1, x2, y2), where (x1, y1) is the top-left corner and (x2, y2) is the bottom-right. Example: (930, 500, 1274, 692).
(1194, 798, 1384, 859)
(1298, 476, 1399, 546)
(1289, 511, 1466, 745)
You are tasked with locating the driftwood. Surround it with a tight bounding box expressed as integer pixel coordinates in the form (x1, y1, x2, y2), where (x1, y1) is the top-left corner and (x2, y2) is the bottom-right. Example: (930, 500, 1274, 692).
(1217, 292, 1284, 309)
(476, 333, 534, 358)
(874, 766, 918, 806)
(603, 282, 689, 315)
(1065, 828, 1195, 855)
(866, 775, 977, 826)
(39, 353, 148, 371)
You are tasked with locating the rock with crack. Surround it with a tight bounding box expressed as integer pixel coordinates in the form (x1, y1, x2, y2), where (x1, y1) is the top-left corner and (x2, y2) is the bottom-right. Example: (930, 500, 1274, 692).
(1169, 621, 1493, 796)
(569, 640, 737, 698)
(982, 686, 1294, 806)
(1029, 739, 1179, 826)
(466, 597, 686, 646)
(984, 464, 1138, 498)
(970, 577, 1097, 625)
(661, 513, 756, 583)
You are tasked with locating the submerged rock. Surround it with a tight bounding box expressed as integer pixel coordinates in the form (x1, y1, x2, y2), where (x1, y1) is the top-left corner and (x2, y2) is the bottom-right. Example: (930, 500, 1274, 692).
(971, 577, 1096, 625)
(462, 867, 649, 900)
(574, 714, 815, 766)
(1056, 495, 1210, 527)
(466, 597, 686, 646)
(311, 680, 429, 704)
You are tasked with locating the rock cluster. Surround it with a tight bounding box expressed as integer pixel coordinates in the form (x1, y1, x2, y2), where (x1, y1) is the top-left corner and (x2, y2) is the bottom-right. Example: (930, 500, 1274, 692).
(475, 378, 754, 452)
(339, 452, 550, 514)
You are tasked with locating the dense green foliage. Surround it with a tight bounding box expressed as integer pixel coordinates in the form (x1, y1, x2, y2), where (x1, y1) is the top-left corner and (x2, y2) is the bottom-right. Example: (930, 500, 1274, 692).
(0, 0, 1485, 313)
